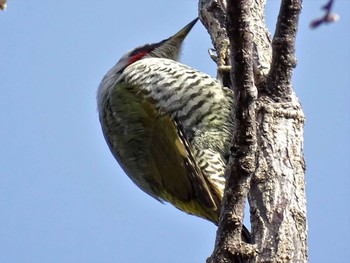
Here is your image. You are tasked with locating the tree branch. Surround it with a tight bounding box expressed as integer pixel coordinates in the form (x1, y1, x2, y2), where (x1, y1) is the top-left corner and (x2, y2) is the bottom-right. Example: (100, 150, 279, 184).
(198, 0, 231, 86)
(250, 0, 307, 261)
(310, 0, 339, 29)
(200, 0, 307, 261)
(266, 0, 302, 101)
(207, 0, 257, 262)
(0, 0, 7, 11)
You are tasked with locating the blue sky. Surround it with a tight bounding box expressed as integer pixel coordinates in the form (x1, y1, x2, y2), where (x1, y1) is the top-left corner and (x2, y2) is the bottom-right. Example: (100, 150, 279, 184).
(0, 1, 349, 262)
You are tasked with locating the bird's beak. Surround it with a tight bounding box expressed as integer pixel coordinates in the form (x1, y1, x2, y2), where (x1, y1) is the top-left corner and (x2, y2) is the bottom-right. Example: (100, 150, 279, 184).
(170, 18, 199, 42)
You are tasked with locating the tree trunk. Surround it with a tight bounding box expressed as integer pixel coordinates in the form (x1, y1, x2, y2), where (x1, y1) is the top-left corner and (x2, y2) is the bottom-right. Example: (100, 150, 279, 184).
(199, 0, 308, 262)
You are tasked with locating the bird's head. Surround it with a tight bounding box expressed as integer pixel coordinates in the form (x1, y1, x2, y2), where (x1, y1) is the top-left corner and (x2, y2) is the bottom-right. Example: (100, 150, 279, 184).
(111, 18, 198, 75)
(97, 18, 198, 111)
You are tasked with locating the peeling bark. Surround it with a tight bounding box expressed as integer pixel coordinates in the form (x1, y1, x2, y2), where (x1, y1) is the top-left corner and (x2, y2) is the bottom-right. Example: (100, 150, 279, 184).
(200, 0, 307, 262)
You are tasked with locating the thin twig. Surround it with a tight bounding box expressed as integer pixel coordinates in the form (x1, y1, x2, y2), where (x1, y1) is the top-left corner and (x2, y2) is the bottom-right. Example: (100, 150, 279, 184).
(0, 0, 7, 11)
(310, 0, 339, 29)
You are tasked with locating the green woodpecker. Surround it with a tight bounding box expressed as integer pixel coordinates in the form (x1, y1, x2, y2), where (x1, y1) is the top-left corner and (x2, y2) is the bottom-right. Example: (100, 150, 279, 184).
(97, 18, 250, 241)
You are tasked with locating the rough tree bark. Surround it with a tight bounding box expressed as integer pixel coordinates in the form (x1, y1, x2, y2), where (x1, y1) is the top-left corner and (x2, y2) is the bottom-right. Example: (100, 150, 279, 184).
(199, 0, 307, 262)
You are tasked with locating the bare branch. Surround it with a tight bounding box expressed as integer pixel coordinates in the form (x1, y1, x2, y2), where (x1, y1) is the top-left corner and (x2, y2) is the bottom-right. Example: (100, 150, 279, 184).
(249, 1, 307, 261)
(207, 0, 257, 261)
(267, 0, 302, 101)
(0, 0, 7, 11)
(201, 0, 307, 261)
(198, 0, 231, 86)
(310, 0, 340, 28)
(249, 0, 272, 85)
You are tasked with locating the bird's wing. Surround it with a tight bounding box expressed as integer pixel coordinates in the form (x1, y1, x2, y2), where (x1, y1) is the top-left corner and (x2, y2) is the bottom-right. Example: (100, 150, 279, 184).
(100, 81, 220, 220)
(148, 111, 218, 210)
